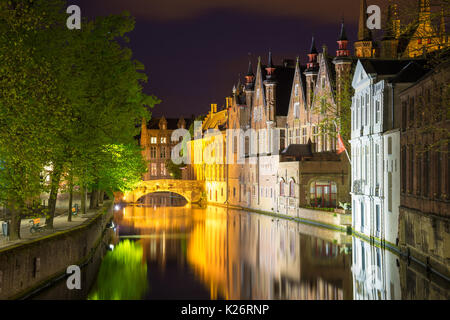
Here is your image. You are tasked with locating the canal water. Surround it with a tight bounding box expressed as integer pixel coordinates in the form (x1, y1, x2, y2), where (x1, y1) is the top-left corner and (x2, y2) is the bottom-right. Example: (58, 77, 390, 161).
(33, 203, 450, 300)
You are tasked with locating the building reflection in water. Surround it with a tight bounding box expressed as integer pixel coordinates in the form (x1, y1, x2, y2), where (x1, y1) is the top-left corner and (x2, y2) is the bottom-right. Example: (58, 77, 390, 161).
(116, 204, 354, 300)
(112, 203, 449, 300)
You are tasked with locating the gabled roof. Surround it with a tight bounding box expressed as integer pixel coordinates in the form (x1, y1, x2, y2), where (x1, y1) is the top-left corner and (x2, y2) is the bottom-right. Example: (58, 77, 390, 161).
(358, 59, 416, 76)
(281, 144, 313, 158)
(260, 64, 295, 116)
(390, 60, 429, 84)
(145, 117, 191, 130)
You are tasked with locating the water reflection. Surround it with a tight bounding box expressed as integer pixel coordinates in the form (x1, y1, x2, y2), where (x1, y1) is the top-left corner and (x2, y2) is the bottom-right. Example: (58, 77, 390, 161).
(108, 205, 353, 300)
(89, 240, 147, 300)
(89, 204, 449, 300)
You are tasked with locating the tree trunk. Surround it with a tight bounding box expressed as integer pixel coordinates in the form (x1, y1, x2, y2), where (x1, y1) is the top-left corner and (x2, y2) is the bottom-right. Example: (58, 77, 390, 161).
(68, 187, 73, 222)
(46, 166, 62, 229)
(8, 201, 20, 240)
(81, 184, 87, 215)
(96, 190, 101, 207)
(67, 170, 73, 222)
(89, 188, 96, 209)
(99, 190, 105, 205)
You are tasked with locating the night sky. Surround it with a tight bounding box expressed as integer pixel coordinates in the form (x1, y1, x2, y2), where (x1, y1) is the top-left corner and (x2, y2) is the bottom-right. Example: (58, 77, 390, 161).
(70, 0, 389, 119)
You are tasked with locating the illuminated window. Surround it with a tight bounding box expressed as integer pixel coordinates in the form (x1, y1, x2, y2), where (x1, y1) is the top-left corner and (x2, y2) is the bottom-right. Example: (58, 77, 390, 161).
(160, 137, 167, 144)
(150, 146, 157, 158)
(160, 163, 166, 176)
(151, 163, 157, 176)
(150, 137, 157, 144)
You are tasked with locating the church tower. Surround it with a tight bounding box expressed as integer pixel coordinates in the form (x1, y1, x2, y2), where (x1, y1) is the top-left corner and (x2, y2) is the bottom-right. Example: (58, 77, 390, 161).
(244, 59, 255, 108)
(333, 20, 353, 111)
(354, 0, 375, 58)
(263, 51, 276, 122)
(380, 1, 400, 58)
(304, 37, 319, 109)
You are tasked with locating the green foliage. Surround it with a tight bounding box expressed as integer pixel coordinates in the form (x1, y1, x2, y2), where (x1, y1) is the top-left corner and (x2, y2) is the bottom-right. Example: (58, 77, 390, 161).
(165, 159, 183, 179)
(0, 0, 160, 235)
(88, 240, 148, 300)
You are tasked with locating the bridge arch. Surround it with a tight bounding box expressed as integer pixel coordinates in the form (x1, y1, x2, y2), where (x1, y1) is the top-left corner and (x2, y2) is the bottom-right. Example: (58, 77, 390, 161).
(122, 179, 204, 204)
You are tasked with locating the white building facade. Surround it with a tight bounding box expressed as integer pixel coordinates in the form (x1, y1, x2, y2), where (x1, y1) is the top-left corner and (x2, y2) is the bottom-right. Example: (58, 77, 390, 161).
(350, 59, 426, 246)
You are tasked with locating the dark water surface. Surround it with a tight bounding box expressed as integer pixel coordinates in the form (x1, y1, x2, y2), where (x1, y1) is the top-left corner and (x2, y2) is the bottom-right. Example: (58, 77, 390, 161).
(33, 204, 450, 300)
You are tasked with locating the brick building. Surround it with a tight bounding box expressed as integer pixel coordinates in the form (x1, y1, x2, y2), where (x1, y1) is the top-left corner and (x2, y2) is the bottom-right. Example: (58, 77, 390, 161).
(398, 60, 450, 278)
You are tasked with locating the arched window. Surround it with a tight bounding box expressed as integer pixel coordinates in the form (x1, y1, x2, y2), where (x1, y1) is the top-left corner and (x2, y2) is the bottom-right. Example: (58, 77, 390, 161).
(310, 180, 337, 208)
(289, 180, 295, 197)
(280, 180, 285, 197)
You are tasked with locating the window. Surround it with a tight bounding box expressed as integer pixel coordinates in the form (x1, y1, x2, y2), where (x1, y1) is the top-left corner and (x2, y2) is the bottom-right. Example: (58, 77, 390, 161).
(280, 181, 285, 197)
(375, 144, 380, 188)
(360, 202, 365, 228)
(160, 147, 166, 159)
(160, 163, 166, 176)
(302, 128, 307, 144)
(436, 152, 442, 198)
(310, 180, 337, 208)
(409, 97, 415, 125)
(401, 147, 407, 192)
(375, 100, 380, 123)
(416, 154, 422, 196)
(376, 205, 381, 232)
(151, 163, 157, 176)
(388, 172, 392, 212)
(150, 146, 157, 158)
(295, 84, 299, 97)
(401, 101, 407, 130)
(150, 137, 157, 144)
(424, 151, 429, 197)
(409, 147, 414, 193)
(294, 102, 300, 118)
(388, 137, 392, 155)
(160, 137, 167, 144)
(289, 180, 295, 197)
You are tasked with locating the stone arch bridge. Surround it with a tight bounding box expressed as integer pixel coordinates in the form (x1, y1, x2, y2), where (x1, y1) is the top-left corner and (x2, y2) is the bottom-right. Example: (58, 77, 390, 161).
(121, 179, 205, 204)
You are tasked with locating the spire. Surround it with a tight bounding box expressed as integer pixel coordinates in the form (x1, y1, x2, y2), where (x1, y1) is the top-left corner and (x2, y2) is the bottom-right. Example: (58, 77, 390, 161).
(358, 0, 372, 41)
(246, 59, 254, 77)
(440, 5, 446, 36)
(245, 56, 255, 90)
(306, 36, 319, 71)
(265, 51, 276, 80)
(336, 20, 350, 57)
(338, 19, 348, 41)
(309, 37, 318, 54)
(418, 0, 431, 23)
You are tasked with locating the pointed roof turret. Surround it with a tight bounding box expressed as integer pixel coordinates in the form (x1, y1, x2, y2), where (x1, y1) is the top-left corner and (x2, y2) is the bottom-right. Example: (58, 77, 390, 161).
(245, 56, 255, 90)
(309, 37, 318, 55)
(265, 51, 276, 81)
(306, 37, 319, 72)
(246, 59, 254, 77)
(338, 19, 348, 41)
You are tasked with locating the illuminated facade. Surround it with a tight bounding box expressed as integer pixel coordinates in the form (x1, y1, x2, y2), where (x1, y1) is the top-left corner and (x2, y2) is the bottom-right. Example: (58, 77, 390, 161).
(141, 116, 190, 180)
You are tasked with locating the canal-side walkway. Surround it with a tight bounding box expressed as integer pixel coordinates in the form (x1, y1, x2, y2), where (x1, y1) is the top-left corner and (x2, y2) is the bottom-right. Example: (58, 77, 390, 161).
(0, 209, 99, 251)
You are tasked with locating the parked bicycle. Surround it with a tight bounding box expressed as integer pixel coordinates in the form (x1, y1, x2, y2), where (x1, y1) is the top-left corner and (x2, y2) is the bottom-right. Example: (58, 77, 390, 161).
(29, 218, 45, 234)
